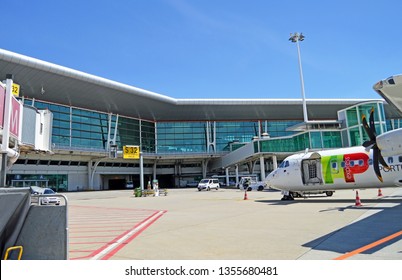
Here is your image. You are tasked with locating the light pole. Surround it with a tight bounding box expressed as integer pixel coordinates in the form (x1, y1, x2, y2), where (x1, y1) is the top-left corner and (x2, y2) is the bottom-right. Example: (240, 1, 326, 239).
(289, 32, 308, 123)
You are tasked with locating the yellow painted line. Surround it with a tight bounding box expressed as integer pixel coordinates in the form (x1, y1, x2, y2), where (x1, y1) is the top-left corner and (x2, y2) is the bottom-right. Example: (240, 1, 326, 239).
(334, 230, 402, 260)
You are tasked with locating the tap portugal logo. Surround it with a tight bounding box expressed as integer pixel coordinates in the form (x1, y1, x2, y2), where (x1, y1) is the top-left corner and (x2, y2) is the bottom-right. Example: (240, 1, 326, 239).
(322, 153, 369, 184)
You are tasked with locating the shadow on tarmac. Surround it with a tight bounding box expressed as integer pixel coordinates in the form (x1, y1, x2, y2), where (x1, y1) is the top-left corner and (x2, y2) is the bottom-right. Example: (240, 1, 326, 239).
(256, 191, 402, 257)
(255, 195, 402, 207)
(301, 202, 402, 256)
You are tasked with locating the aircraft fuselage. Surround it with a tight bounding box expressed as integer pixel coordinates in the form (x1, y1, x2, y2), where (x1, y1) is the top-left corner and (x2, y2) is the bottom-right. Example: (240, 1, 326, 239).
(265, 146, 402, 192)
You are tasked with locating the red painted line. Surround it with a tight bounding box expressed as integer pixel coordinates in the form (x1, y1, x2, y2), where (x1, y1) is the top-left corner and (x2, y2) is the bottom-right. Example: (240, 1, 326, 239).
(70, 235, 120, 239)
(69, 223, 140, 228)
(70, 255, 94, 260)
(86, 211, 162, 259)
(68, 204, 166, 260)
(70, 205, 158, 212)
(69, 241, 109, 245)
(334, 230, 402, 260)
(101, 210, 167, 260)
(69, 229, 126, 233)
(69, 210, 166, 260)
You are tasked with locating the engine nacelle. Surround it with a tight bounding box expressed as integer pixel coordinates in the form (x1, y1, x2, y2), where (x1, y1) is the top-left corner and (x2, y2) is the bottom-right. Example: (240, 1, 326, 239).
(377, 128, 402, 157)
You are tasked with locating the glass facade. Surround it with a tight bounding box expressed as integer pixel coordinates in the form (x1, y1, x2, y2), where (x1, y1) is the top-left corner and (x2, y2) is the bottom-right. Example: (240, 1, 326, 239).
(156, 120, 302, 153)
(387, 119, 402, 131)
(257, 130, 342, 153)
(27, 100, 155, 152)
(266, 120, 300, 137)
(20, 99, 397, 162)
(9, 174, 68, 192)
(157, 122, 207, 153)
(216, 121, 258, 151)
(22, 99, 357, 155)
(21, 99, 392, 157)
(338, 101, 387, 147)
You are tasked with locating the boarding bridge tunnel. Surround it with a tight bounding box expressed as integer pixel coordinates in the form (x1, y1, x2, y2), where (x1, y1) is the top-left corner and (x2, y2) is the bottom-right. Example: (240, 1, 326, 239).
(209, 140, 291, 183)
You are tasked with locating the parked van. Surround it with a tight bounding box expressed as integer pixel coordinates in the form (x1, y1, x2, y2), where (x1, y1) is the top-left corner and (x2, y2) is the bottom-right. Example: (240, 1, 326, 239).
(197, 178, 220, 191)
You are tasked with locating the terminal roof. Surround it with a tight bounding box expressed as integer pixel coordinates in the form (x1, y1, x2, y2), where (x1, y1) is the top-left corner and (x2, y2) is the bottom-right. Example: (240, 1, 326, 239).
(1, 49, 397, 121)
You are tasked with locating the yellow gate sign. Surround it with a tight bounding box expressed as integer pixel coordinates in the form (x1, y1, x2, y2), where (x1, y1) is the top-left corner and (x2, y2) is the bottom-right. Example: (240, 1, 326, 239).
(123, 145, 140, 159)
(12, 83, 20, 97)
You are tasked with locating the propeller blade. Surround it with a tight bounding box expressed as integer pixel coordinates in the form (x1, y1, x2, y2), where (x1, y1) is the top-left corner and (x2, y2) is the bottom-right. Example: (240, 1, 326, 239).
(362, 114, 376, 140)
(373, 148, 383, 182)
(362, 140, 375, 148)
(377, 150, 390, 170)
(369, 108, 376, 136)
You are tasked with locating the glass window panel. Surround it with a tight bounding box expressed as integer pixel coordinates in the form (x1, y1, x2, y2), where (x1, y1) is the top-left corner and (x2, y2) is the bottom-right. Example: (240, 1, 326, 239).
(310, 132, 322, 149)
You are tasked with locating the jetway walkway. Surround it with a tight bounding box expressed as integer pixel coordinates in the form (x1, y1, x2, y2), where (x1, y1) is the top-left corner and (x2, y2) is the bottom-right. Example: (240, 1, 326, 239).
(210, 142, 256, 171)
(0, 188, 68, 260)
(209, 141, 284, 175)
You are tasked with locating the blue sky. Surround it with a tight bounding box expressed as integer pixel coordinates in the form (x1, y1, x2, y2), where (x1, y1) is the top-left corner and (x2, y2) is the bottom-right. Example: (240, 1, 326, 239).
(2, 0, 402, 100)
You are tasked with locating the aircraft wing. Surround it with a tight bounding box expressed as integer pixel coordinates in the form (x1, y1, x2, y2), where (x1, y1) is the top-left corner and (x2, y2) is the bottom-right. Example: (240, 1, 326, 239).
(373, 74, 402, 115)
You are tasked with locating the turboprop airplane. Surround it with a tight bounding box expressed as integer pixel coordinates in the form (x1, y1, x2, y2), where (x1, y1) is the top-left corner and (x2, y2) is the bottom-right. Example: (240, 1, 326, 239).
(265, 77, 402, 200)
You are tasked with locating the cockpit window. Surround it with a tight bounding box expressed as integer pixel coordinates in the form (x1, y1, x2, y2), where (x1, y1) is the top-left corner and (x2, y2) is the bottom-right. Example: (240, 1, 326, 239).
(279, 160, 289, 168)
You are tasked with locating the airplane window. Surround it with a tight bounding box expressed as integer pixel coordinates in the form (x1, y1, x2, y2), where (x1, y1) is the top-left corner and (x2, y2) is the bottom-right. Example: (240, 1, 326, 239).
(388, 157, 394, 164)
(358, 160, 364, 166)
(399, 156, 402, 163)
(368, 159, 373, 165)
(349, 161, 355, 167)
(341, 162, 345, 168)
(331, 162, 337, 169)
(279, 161, 289, 168)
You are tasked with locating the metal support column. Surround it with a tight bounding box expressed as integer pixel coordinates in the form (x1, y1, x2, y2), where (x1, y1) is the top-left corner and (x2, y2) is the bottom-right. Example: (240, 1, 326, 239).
(260, 156, 266, 181)
(235, 165, 239, 186)
(225, 167, 229, 187)
(272, 155, 278, 170)
(140, 153, 144, 191)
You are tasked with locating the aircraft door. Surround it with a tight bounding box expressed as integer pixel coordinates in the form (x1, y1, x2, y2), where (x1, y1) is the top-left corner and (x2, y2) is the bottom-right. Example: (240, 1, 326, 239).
(301, 159, 323, 185)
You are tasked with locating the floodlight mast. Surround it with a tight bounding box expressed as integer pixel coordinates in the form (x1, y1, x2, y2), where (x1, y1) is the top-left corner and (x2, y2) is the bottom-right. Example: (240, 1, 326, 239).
(289, 32, 308, 123)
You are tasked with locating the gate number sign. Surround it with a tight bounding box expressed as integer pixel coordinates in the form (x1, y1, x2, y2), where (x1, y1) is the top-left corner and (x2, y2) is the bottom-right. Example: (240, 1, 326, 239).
(123, 145, 140, 159)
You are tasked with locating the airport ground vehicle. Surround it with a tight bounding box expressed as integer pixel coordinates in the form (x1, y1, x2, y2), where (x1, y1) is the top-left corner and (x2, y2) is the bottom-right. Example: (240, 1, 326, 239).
(30, 186, 61, 205)
(237, 176, 266, 191)
(197, 178, 220, 191)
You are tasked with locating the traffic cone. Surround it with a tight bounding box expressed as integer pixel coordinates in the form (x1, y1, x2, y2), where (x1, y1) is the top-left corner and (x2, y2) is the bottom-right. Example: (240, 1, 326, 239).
(355, 191, 362, 206)
(244, 190, 248, 200)
(378, 189, 383, 197)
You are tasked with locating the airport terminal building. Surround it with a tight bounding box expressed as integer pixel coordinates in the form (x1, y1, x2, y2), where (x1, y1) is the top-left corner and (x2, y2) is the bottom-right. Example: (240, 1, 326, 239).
(1, 49, 401, 191)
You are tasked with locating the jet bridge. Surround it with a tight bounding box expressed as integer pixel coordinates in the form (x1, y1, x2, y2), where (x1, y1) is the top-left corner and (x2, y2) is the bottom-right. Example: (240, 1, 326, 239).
(209, 141, 283, 181)
(0, 187, 68, 260)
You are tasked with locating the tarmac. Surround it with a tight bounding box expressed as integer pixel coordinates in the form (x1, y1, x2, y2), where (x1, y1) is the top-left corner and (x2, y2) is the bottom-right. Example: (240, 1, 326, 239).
(65, 187, 402, 260)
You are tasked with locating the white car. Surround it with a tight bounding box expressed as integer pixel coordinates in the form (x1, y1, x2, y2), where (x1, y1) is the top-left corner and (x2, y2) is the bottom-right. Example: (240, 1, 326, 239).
(197, 179, 220, 191)
(30, 186, 61, 205)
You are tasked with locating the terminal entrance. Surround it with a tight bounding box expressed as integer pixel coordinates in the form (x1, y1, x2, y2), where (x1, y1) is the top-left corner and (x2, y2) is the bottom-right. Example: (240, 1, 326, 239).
(11, 179, 49, 188)
(108, 179, 126, 190)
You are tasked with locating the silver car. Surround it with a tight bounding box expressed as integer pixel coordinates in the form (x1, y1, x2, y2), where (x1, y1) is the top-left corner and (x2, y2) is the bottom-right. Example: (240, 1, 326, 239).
(30, 186, 61, 205)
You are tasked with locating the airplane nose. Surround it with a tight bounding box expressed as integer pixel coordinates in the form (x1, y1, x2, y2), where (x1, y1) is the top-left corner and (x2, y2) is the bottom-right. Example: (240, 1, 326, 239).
(265, 170, 276, 187)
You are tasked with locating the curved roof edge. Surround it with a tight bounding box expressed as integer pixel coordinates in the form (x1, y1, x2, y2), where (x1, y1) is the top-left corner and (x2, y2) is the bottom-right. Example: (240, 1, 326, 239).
(175, 98, 381, 105)
(0, 48, 177, 104)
